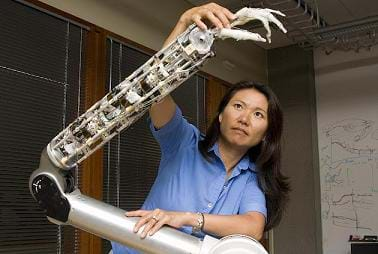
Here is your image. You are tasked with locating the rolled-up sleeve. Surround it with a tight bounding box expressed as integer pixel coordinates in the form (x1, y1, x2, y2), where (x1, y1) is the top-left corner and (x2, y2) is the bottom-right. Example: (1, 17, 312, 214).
(149, 106, 197, 156)
(238, 173, 267, 219)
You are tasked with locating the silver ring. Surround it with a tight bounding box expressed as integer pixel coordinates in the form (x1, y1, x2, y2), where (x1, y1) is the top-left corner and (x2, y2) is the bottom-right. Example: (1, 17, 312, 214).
(152, 215, 159, 222)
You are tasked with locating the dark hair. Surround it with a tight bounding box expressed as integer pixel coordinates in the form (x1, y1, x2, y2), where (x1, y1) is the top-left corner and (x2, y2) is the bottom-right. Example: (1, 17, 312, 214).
(199, 81, 290, 230)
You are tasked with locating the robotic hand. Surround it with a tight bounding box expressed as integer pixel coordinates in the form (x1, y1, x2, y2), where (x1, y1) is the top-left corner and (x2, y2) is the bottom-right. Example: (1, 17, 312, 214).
(230, 8, 287, 43)
(197, 8, 287, 43)
(29, 7, 285, 254)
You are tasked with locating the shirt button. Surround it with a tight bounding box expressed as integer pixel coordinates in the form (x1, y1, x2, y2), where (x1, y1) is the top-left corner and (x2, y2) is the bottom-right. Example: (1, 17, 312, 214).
(207, 203, 213, 208)
(223, 185, 227, 189)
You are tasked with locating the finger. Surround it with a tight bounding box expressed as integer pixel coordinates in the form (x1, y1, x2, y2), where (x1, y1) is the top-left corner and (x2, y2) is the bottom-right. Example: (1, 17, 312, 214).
(141, 219, 157, 238)
(269, 15, 287, 34)
(233, 7, 246, 18)
(133, 213, 153, 233)
(251, 33, 267, 42)
(266, 8, 286, 17)
(192, 14, 207, 30)
(230, 19, 242, 27)
(148, 217, 167, 236)
(224, 8, 237, 21)
(243, 31, 267, 42)
(125, 210, 148, 217)
(261, 19, 272, 43)
(205, 2, 235, 20)
(218, 28, 266, 42)
(213, 9, 232, 28)
(203, 10, 224, 29)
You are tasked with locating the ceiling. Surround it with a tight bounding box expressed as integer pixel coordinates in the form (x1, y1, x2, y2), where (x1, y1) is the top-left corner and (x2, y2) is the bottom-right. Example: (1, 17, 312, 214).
(184, 0, 378, 52)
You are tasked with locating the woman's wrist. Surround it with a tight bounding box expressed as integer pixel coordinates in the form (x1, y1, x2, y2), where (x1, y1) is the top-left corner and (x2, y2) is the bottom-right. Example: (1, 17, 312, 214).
(186, 212, 204, 233)
(184, 212, 198, 227)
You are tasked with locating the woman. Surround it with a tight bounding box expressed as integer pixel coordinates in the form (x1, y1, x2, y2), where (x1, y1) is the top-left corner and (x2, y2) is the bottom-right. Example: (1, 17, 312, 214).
(112, 3, 289, 253)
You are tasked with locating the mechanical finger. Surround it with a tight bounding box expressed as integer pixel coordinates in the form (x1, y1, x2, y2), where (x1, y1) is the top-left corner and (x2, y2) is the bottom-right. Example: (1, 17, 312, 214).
(233, 7, 249, 18)
(267, 14, 287, 34)
(261, 19, 272, 43)
(265, 8, 286, 17)
(231, 8, 252, 27)
(218, 28, 266, 42)
(230, 18, 250, 27)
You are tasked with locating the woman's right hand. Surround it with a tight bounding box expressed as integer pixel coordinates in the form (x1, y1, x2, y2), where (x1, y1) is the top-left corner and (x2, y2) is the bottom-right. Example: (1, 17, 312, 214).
(157, 3, 236, 120)
(164, 3, 236, 46)
(179, 2, 236, 30)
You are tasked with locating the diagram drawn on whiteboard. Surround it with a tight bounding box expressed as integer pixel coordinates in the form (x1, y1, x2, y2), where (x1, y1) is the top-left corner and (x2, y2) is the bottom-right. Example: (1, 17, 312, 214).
(319, 118, 378, 232)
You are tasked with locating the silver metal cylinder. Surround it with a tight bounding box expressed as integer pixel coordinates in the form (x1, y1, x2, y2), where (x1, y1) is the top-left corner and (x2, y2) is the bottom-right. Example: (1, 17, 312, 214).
(66, 191, 203, 254)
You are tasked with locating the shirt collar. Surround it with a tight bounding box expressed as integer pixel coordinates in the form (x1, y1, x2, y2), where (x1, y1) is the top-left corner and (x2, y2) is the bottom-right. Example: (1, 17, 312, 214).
(208, 142, 257, 173)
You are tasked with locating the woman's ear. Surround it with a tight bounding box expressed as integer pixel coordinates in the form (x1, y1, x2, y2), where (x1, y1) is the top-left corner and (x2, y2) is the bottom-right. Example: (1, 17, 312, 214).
(218, 113, 223, 123)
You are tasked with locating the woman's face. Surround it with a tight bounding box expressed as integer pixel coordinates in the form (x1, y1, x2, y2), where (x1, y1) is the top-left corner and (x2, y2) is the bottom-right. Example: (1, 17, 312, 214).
(218, 88, 269, 151)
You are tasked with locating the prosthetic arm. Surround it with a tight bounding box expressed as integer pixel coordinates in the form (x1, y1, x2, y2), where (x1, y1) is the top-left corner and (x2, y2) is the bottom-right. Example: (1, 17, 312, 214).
(29, 8, 286, 254)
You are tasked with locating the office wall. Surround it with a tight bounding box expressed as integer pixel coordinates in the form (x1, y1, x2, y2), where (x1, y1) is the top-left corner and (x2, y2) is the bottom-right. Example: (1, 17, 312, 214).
(315, 47, 378, 254)
(37, 0, 268, 84)
(267, 45, 321, 254)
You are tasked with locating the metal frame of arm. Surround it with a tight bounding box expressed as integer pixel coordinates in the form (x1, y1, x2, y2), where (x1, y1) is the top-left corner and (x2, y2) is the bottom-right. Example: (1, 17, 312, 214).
(29, 7, 287, 253)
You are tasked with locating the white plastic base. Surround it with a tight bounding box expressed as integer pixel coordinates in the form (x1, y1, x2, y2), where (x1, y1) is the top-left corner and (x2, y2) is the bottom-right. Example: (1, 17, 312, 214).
(201, 235, 268, 254)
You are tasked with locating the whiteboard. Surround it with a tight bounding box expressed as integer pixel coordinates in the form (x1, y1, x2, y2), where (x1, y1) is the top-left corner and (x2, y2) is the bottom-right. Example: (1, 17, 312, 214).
(316, 54, 378, 254)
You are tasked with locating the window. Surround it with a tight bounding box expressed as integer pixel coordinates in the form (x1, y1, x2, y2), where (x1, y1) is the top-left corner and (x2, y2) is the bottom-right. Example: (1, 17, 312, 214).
(0, 0, 86, 252)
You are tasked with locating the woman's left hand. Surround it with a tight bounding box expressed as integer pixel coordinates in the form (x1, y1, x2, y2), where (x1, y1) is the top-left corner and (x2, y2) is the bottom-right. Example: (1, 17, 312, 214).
(126, 209, 192, 238)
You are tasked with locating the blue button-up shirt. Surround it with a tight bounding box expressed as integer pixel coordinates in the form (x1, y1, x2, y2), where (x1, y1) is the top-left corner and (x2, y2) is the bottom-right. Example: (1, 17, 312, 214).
(112, 107, 266, 253)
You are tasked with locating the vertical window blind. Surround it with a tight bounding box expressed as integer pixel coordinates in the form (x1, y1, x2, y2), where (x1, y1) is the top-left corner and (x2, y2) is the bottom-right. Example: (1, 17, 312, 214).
(0, 0, 86, 253)
(102, 39, 206, 253)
